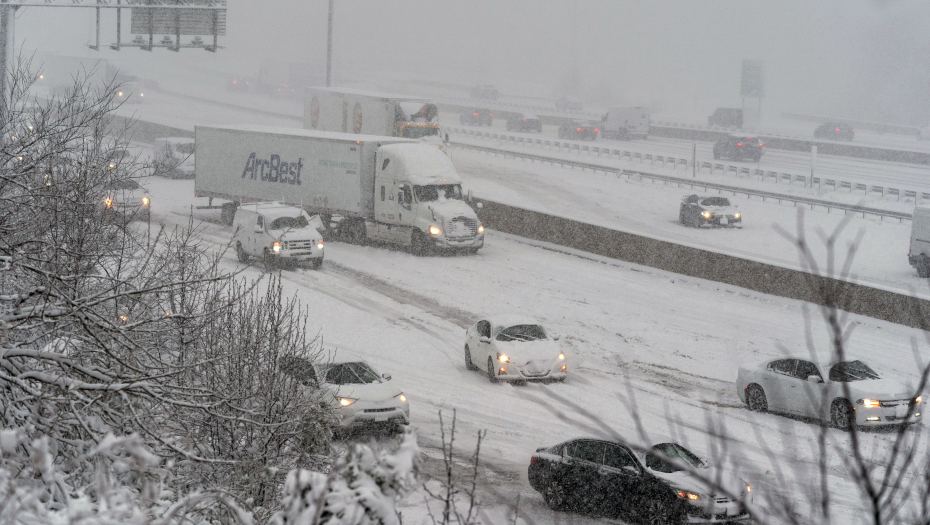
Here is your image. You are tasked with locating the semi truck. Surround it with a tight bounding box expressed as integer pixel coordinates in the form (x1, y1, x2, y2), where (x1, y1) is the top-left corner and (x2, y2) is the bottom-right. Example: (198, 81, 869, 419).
(304, 88, 441, 140)
(194, 125, 484, 254)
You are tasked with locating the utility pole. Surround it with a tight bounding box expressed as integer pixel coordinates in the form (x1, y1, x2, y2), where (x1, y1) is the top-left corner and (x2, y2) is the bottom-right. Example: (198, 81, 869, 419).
(0, 0, 14, 127)
(326, 0, 333, 87)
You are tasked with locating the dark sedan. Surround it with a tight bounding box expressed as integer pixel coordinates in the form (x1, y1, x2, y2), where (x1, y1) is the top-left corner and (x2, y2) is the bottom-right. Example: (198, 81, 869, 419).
(814, 122, 854, 141)
(506, 113, 542, 132)
(712, 134, 763, 162)
(528, 437, 752, 523)
(460, 108, 493, 126)
(558, 120, 598, 140)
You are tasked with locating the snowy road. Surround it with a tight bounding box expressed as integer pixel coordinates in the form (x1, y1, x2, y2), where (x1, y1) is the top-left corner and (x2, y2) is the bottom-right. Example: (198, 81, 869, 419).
(141, 176, 930, 524)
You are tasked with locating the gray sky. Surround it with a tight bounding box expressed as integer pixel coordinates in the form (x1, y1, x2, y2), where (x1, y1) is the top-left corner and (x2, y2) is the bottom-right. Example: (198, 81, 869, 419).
(12, 0, 930, 124)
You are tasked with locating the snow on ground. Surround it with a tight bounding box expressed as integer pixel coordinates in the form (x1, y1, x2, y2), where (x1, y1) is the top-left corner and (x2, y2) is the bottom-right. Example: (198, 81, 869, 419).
(139, 175, 930, 524)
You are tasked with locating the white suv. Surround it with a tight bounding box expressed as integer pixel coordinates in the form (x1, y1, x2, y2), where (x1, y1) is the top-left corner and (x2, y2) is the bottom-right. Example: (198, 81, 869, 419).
(232, 202, 324, 269)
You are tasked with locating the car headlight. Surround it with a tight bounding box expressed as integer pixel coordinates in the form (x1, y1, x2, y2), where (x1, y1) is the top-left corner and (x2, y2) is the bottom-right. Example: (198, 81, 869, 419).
(395, 393, 407, 402)
(497, 353, 509, 363)
(337, 397, 356, 407)
(857, 399, 880, 407)
(676, 491, 703, 501)
(746, 484, 752, 493)
(104, 197, 112, 207)
(429, 225, 442, 235)
(318, 241, 324, 249)
(141, 196, 149, 206)
(915, 396, 922, 404)
(558, 353, 565, 360)
(272, 242, 281, 252)
(734, 212, 740, 218)
(701, 211, 711, 218)
(477, 224, 484, 234)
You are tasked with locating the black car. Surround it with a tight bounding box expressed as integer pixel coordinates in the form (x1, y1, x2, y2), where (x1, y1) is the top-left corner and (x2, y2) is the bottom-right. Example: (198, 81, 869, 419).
(707, 108, 743, 128)
(814, 122, 854, 141)
(679, 194, 742, 228)
(460, 108, 493, 126)
(506, 113, 542, 132)
(558, 120, 598, 140)
(528, 437, 752, 523)
(712, 134, 763, 162)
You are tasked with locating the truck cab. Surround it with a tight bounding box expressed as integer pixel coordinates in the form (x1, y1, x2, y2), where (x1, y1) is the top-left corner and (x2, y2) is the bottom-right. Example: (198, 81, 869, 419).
(370, 144, 484, 254)
(232, 202, 325, 269)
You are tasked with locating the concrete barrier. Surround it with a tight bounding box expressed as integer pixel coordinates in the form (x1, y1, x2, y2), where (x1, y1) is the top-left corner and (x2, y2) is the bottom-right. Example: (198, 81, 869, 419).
(473, 198, 930, 331)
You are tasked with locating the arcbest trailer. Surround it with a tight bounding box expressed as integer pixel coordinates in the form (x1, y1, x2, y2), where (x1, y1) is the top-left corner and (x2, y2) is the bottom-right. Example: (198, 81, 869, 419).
(194, 125, 484, 254)
(304, 87, 441, 140)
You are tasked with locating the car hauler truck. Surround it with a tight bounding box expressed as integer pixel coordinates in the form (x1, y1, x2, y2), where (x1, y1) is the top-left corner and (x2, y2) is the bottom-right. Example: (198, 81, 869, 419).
(195, 125, 484, 254)
(304, 88, 441, 140)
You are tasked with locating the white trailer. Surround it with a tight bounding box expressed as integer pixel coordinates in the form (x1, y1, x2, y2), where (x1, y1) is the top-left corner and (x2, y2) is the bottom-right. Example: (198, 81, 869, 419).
(195, 125, 484, 254)
(304, 87, 441, 140)
(600, 106, 650, 140)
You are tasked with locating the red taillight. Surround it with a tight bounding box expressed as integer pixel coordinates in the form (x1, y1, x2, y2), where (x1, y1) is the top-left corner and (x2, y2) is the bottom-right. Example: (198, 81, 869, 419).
(530, 456, 539, 464)
(759, 143, 763, 147)
(473, 112, 478, 115)
(835, 127, 840, 132)
(490, 114, 494, 116)
(594, 128, 598, 132)
(232, 80, 237, 84)
(851, 128, 855, 132)
(577, 127, 582, 131)
(737, 142, 742, 146)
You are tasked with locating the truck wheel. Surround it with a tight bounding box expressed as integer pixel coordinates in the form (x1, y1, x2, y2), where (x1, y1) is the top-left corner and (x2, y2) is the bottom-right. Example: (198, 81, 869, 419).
(221, 202, 238, 225)
(831, 399, 856, 431)
(235, 242, 249, 263)
(679, 211, 686, 225)
(411, 230, 432, 256)
(310, 258, 323, 270)
(918, 256, 930, 278)
(263, 249, 277, 271)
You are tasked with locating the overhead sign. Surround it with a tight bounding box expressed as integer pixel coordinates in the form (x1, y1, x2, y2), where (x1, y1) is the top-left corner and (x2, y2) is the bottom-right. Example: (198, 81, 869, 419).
(741, 60, 765, 98)
(131, 3, 226, 35)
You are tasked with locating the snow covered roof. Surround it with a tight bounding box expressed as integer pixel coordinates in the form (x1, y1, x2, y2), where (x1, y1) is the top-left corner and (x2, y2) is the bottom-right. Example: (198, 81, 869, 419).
(238, 202, 309, 220)
(195, 124, 418, 145)
(382, 143, 460, 185)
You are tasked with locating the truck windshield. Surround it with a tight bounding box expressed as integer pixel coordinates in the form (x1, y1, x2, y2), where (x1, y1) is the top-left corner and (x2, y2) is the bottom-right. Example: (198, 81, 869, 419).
(414, 184, 462, 202)
(269, 216, 310, 230)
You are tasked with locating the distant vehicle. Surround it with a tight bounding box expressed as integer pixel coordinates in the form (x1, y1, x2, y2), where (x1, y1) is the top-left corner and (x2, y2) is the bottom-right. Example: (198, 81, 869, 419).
(232, 202, 325, 270)
(908, 206, 930, 277)
(918, 125, 930, 140)
(679, 195, 741, 228)
(712, 134, 763, 162)
(707, 108, 743, 128)
(115, 82, 145, 104)
(506, 113, 542, 132)
(103, 178, 150, 222)
(528, 436, 752, 523)
(153, 137, 195, 179)
(227, 76, 250, 92)
(600, 106, 650, 140)
(558, 120, 598, 140)
(464, 316, 566, 383)
(737, 357, 922, 430)
(460, 108, 493, 126)
(814, 122, 855, 141)
(256, 59, 321, 99)
(471, 85, 499, 100)
(554, 95, 584, 112)
(304, 88, 440, 139)
(284, 352, 410, 434)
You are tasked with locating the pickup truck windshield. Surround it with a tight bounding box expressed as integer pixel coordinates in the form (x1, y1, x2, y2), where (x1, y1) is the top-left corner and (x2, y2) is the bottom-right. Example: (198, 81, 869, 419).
(269, 216, 310, 230)
(414, 184, 462, 202)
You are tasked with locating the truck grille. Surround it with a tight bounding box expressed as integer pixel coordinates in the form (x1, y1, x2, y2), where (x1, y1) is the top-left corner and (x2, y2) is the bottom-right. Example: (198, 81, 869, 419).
(445, 217, 477, 239)
(286, 240, 316, 250)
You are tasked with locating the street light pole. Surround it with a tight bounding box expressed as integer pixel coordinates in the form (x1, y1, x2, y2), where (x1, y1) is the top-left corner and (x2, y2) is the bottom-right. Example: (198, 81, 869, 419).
(326, 0, 333, 87)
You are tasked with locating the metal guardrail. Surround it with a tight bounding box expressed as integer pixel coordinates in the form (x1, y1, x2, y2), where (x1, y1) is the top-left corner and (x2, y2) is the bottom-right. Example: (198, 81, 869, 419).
(449, 137, 913, 223)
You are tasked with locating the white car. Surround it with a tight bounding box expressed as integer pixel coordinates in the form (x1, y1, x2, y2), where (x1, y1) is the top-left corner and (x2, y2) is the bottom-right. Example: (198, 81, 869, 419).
(736, 357, 922, 430)
(464, 316, 567, 383)
(287, 353, 410, 433)
(153, 137, 195, 179)
(232, 202, 324, 270)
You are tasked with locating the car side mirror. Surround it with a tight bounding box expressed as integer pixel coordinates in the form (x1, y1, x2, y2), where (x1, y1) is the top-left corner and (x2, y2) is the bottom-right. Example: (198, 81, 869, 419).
(479, 336, 491, 343)
(382, 373, 392, 381)
(254, 225, 264, 233)
(808, 375, 823, 383)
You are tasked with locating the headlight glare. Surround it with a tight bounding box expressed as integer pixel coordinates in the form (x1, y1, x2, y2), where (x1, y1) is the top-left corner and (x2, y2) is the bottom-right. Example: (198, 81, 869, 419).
(337, 397, 356, 407)
(272, 242, 281, 252)
(477, 225, 484, 234)
(497, 353, 509, 363)
(701, 211, 711, 218)
(857, 398, 880, 407)
(676, 491, 702, 501)
(396, 393, 406, 402)
(429, 225, 442, 235)
(142, 196, 149, 206)
(558, 353, 565, 360)
(916, 396, 922, 404)
(734, 212, 740, 218)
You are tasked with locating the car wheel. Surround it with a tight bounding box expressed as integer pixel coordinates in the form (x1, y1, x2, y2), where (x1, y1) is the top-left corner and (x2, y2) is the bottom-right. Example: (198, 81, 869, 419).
(487, 357, 499, 384)
(642, 499, 679, 525)
(263, 249, 277, 271)
(918, 256, 930, 278)
(747, 384, 768, 412)
(235, 242, 249, 263)
(544, 480, 567, 511)
(465, 345, 478, 371)
(692, 213, 702, 228)
(679, 210, 686, 225)
(831, 399, 856, 431)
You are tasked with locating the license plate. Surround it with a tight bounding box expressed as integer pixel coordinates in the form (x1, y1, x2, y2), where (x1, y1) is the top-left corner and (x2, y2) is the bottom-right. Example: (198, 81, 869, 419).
(720, 217, 728, 225)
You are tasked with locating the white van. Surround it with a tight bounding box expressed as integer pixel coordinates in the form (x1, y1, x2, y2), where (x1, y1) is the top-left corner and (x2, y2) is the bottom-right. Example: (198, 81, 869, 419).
(600, 106, 650, 140)
(153, 137, 195, 179)
(909, 206, 930, 277)
(232, 202, 325, 270)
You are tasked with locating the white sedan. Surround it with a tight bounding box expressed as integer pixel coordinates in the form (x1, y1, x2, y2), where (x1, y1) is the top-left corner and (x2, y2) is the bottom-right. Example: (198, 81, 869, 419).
(736, 357, 922, 430)
(287, 352, 410, 433)
(464, 316, 567, 383)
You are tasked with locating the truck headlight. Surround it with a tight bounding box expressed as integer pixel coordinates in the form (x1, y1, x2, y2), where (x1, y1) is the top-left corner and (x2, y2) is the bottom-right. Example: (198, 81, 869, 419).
(701, 211, 711, 218)
(272, 242, 281, 252)
(429, 225, 442, 235)
(395, 393, 406, 402)
(477, 225, 484, 234)
(734, 212, 740, 218)
(318, 240, 324, 249)
(337, 397, 356, 407)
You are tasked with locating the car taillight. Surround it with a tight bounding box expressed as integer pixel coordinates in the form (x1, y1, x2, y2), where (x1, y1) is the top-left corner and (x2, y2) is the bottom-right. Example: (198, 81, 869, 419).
(835, 127, 840, 131)
(759, 143, 763, 146)
(577, 127, 582, 131)
(594, 128, 598, 132)
(530, 456, 539, 464)
(737, 142, 742, 146)
(490, 114, 494, 116)
(473, 112, 478, 115)
(851, 128, 855, 132)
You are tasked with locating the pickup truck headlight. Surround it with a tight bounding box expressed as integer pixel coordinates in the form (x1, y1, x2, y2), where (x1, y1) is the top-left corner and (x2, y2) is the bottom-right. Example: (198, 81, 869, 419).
(734, 212, 740, 218)
(395, 393, 406, 402)
(701, 211, 711, 218)
(318, 240, 324, 249)
(477, 224, 485, 234)
(272, 242, 281, 252)
(429, 225, 442, 235)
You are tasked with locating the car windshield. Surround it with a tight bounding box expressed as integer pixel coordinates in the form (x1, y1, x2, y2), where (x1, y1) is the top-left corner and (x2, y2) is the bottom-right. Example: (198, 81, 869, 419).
(700, 197, 731, 206)
(496, 324, 547, 342)
(108, 179, 141, 190)
(829, 360, 881, 382)
(175, 143, 195, 155)
(268, 215, 310, 230)
(324, 362, 381, 385)
(646, 443, 705, 473)
(414, 184, 462, 202)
